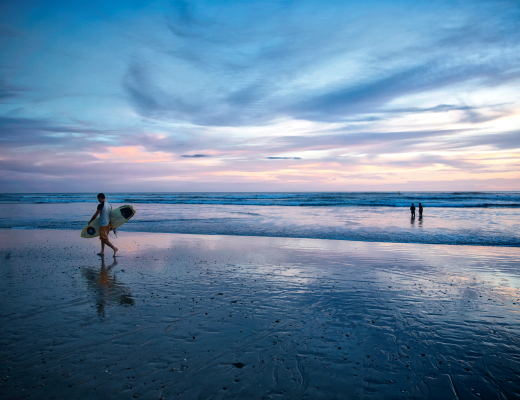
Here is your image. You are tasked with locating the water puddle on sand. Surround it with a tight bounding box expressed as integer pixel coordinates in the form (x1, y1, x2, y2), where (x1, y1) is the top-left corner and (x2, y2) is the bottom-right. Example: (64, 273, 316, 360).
(0, 229, 519, 399)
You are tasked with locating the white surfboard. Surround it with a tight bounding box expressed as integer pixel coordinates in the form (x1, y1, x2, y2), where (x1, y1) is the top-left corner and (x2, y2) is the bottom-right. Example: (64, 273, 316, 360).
(81, 205, 136, 239)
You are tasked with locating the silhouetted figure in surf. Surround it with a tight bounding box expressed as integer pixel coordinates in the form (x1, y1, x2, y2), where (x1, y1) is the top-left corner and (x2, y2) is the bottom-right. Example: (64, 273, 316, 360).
(410, 203, 416, 219)
(419, 203, 423, 218)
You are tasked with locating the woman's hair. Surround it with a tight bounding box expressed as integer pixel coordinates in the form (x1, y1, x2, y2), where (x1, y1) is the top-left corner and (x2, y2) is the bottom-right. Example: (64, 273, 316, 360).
(97, 193, 105, 199)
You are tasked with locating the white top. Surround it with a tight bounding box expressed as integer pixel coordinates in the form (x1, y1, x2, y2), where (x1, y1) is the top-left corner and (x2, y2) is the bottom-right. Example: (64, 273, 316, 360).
(98, 201, 112, 227)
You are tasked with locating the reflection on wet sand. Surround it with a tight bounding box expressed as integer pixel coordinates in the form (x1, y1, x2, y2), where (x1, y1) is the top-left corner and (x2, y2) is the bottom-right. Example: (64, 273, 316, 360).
(1, 230, 519, 400)
(81, 257, 134, 317)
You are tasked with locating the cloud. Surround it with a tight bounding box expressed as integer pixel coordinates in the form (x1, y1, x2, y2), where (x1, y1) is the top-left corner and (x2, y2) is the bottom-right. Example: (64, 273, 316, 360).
(289, 61, 520, 122)
(455, 130, 520, 151)
(119, 0, 520, 127)
(385, 104, 475, 114)
(0, 79, 26, 101)
(266, 129, 465, 153)
(0, 24, 22, 37)
(239, 127, 520, 162)
(265, 157, 301, 160)
(1, 0, 519, 191)
(0, 116, 117, 150)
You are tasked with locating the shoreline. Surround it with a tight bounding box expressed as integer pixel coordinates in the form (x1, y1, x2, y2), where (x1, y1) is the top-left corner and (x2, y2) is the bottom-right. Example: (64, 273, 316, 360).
(2, 199, 519, 248)
(1, 229, 519, 399)
(2, 227, 519, 248)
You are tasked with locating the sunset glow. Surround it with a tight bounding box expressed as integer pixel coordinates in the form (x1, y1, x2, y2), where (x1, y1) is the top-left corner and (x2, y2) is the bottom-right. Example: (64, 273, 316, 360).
(0, 0, 519, 192)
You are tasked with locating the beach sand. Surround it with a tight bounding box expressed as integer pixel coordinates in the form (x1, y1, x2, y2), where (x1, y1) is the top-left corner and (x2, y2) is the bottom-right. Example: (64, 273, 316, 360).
(1, 229, 519, 399)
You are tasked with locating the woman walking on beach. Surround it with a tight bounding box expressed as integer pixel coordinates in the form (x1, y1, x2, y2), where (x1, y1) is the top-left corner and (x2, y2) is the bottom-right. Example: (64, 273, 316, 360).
(88, 193, 118, 257)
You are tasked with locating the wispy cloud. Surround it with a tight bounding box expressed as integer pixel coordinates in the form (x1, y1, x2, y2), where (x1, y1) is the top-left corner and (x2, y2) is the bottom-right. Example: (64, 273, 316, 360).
(0, 0, 519, 191)
(266, 157, 302, 160)
(0, 80, 26, 101)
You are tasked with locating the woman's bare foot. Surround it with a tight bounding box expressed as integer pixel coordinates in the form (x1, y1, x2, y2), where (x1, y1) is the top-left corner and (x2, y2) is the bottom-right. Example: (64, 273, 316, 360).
(97, 252, 104, 256)
(113, 247, 118, 257)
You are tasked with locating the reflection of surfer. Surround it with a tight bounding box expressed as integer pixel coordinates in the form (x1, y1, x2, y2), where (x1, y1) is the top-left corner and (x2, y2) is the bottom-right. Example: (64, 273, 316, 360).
(89, 193, 118, 257)
(81, 257, 134, 317)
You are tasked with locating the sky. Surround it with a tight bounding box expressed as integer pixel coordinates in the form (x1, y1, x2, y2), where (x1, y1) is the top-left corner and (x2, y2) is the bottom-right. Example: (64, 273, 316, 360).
(0, 0, 519, 192)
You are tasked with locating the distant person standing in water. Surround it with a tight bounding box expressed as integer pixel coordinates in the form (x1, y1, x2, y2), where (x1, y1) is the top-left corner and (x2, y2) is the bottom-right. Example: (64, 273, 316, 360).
(419, 203, 423, 218)
(410, 203, 416, 219)
(89, 193, 118, 257)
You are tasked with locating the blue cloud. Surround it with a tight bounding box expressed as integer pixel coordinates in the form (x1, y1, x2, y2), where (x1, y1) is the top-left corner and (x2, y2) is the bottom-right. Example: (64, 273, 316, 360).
(1, 0, 519, 191)
(0, 80, 26, 101)
(118, 0, 520, 126)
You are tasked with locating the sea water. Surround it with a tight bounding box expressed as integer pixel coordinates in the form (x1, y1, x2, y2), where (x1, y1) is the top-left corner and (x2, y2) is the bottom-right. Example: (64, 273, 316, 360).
(0, 192, 519, 246)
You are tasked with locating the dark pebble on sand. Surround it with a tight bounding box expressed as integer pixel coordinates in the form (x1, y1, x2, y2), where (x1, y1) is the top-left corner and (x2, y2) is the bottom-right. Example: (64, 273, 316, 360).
(233, 362, 245, 368)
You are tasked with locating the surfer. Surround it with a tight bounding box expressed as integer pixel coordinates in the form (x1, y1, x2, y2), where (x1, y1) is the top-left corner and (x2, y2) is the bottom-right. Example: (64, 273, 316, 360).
(410, 203, 416, 219)
(89, 193, 118, 256)
(419, 203, 423, 218)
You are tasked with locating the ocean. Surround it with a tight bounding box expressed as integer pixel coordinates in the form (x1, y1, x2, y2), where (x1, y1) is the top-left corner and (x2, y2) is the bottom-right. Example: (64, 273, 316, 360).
(1, 192, 519, 247)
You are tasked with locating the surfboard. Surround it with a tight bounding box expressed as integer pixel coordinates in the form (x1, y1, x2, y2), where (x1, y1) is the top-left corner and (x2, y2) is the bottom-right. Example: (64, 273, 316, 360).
(81, 205, 136, 239)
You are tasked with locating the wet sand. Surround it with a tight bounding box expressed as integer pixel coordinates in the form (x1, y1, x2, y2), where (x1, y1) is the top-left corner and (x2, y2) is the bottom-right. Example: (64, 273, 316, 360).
(0, 229, 519, 399)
